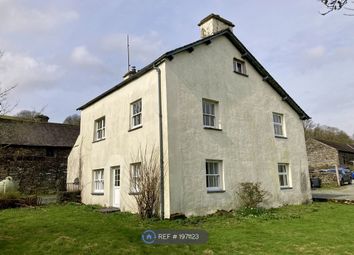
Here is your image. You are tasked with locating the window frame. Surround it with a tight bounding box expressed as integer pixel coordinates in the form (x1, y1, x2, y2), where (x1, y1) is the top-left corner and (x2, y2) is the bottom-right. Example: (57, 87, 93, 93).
(205, 160, 223, 192)
(273, 112, 286, 138)
(130, 162, 141, 194)
(202, 99, 221, 129)
(278, 163, 291, 189)
(93, 169, 104, 194)
(233, 58, 247, 76)
(94, 117, 106, 141)
(130, 99, 142, 129)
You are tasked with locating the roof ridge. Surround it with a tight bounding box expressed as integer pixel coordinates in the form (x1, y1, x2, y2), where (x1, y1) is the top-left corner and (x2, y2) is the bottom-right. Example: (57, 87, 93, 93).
(0, 115, 79, 127)
(77, 30, 310, 120)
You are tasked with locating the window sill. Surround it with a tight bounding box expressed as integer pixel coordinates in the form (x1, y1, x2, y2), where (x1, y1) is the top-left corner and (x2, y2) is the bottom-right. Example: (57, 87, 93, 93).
(280, 187, 293, 190)
(275, 135, 287, 139)
(92, 138, 106, 143)
(91, 192, 104, 196)
(203, 126, 222, 131)
(233, 71, 248, 77)
(129, 192, 141, 195)
(207, 190, 225, 193)
(128, 125, 143, 132)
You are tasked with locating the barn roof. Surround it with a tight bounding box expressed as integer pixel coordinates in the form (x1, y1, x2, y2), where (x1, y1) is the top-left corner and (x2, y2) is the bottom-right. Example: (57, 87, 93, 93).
(317, 139, 354, 154)
(0, 115, 79, 147)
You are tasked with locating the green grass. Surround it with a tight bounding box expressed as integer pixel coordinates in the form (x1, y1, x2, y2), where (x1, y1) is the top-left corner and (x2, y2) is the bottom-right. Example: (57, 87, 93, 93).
(1, 202, 354, 254)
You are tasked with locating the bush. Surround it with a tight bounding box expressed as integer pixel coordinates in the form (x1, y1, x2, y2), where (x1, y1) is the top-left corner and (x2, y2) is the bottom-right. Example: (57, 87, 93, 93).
(0, 191, 21, 199)
(236, 182, 267, 208)
(0, 193, 41, 209)
(236, 207, 268, 217)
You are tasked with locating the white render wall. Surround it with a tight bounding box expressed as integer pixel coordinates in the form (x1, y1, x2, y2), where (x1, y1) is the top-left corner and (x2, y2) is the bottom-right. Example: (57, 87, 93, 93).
(164, 36, 311, 216)
(67, 33, 311, 218)
(67, 64, 171, 217)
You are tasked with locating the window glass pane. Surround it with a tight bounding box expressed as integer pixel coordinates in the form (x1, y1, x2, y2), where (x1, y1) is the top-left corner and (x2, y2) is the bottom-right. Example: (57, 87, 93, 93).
(274, 125, 283, 136)
(237, 62, 242, 72)
(283, 175, 288, 186)
(203, 101, 207, 114)
(133, 103, 137, 114)
(273, 114, 281, 124)
(210, 104, 215, 115)
(210, 116, 215, 127)
(279, 175, 284, 186)
(205, 115, 210, 126)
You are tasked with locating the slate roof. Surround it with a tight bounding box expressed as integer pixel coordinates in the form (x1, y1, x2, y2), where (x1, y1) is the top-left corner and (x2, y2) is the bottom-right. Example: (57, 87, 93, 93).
(77, 28, 310, 120)
(317, 139, 354, 154)
(0, 115, 80, 147)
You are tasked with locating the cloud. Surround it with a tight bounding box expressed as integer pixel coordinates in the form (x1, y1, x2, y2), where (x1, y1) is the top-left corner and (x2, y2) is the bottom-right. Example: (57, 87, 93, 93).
(71, 46, 102, 67)
(101, 31, 164, 64)
(70, 45, 113, 76)
(306, 46, 325, 59)
(0, 51, 63, 91)
(0, 0, 79, 33)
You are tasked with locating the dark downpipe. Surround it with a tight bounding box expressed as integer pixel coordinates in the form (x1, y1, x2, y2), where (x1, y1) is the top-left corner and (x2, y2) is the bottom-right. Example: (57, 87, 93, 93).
(154, 65, 164, 219)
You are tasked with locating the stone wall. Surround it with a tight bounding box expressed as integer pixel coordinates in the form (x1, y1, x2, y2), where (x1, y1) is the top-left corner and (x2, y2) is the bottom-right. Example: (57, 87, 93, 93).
(310, 170, 338, 185)
(306, 139, 339, 170)
(0, 145, 70, 194)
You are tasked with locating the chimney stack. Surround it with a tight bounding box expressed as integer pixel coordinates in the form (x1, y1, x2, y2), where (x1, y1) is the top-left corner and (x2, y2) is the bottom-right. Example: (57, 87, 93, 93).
(198, 13, 235, 38)
(123, 66, 137, 80)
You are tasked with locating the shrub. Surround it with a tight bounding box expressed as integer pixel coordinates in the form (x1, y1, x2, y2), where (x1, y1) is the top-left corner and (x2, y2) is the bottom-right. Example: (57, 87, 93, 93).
(0, 193, 41, 209)
(236, 182, 267, 208)
(130, 146, 161, 219)
(0, 191, 21, 200)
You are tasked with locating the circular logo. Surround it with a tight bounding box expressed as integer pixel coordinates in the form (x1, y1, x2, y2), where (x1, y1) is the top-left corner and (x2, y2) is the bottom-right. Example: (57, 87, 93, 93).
(141, 230, 156, 244)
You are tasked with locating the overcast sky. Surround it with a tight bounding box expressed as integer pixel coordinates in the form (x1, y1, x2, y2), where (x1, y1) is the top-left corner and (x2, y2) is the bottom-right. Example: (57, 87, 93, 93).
(1, 0, 353, 135)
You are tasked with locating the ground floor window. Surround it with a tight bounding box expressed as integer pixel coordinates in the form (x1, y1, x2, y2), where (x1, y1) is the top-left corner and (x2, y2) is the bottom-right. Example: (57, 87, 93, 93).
(278, 163, 290, 188)
(93, 169, 104, 193)
(206, 160, 223, 191)
(130, 163, 141, 193)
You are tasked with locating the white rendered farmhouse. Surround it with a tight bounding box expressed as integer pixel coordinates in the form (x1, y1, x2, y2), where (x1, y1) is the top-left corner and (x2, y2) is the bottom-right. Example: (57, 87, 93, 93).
(67, 14, 311, 218)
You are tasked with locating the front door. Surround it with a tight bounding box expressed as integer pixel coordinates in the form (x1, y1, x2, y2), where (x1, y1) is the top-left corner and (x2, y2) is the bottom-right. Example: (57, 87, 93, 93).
(112, 166, 120, 208)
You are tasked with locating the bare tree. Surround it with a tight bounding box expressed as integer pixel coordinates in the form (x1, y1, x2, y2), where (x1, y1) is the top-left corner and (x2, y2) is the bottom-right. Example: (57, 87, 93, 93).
(303, 119, 354, 143)
(15, 106, 47, 120)
(0, 50, 16, 115)
(130, 145, 161, 219)
(63, 114, 80, 125)
(16, 110, 42, 119)
(0, 85, 16, 115)
(320, 0, 354, 15)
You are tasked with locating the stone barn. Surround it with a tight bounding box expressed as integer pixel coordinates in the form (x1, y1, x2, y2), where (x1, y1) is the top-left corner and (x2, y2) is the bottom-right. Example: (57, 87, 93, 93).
(306, 138, 354, 170)
(0, 115, 79, 194)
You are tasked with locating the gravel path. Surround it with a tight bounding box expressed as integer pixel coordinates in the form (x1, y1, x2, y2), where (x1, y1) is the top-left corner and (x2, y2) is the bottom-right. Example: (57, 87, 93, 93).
(312, 184, 354, 201)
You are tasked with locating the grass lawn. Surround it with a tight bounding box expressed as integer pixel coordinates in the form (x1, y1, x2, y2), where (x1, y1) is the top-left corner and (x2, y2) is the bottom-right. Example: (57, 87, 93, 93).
(0, 202, 354, 255)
